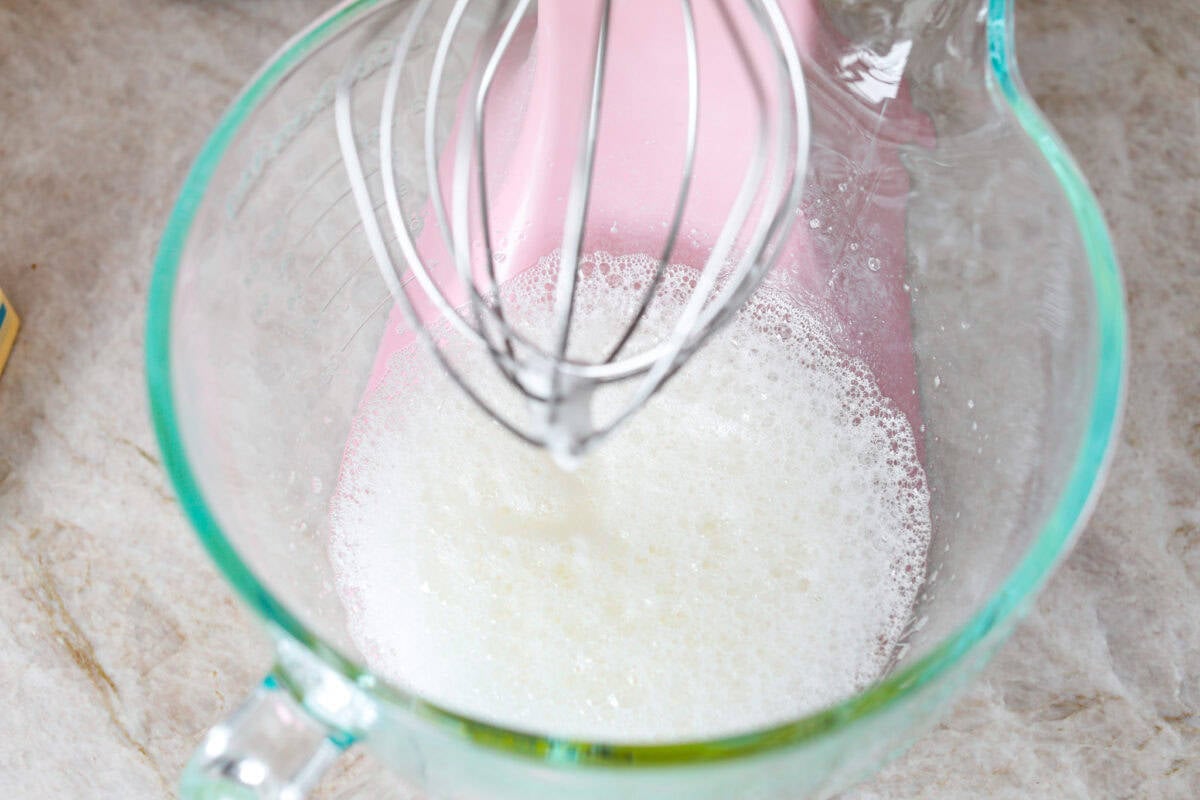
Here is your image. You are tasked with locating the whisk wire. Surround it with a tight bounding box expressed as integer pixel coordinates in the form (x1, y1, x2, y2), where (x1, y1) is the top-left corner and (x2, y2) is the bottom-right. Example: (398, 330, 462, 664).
(579, 0, 809, 447)
(379, 0, 481, 350)
(336, 12, 539, 447)
(380, 0, 549, 405)
(602, 0, 699, 364)
(550, 0, 612, 372)
(470, 0, 534, 361)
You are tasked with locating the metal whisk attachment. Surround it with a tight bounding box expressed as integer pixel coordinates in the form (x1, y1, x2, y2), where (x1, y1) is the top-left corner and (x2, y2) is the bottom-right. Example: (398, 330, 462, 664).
(336, 0, 809, 466)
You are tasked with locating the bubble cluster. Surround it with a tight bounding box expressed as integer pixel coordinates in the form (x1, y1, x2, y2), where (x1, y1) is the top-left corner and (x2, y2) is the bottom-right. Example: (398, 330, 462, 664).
(328, 252, 931, 742)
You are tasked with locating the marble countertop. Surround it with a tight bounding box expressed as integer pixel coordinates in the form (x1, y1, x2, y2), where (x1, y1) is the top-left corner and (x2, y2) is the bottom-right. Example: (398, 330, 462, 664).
(1, 0, 1196, 797)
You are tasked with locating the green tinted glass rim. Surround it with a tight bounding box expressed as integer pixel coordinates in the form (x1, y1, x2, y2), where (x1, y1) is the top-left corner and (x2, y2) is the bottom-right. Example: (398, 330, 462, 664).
(146, 0, 1126, 768)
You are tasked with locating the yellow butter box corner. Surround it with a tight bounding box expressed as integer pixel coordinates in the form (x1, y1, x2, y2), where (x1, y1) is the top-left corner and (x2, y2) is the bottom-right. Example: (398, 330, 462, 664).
(0, 288, 20, 378)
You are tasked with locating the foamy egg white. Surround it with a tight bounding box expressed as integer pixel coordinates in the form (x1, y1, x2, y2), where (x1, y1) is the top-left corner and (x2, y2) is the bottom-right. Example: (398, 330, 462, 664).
(329, 252, 930, 741)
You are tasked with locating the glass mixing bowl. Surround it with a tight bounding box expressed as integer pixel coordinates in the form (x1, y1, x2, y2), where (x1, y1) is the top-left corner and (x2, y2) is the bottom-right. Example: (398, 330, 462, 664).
(146, 0, 1126, 797)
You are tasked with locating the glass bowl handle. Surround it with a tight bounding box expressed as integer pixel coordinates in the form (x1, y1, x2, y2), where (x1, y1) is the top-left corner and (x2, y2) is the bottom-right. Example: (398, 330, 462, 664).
(180, 673, 347, 800)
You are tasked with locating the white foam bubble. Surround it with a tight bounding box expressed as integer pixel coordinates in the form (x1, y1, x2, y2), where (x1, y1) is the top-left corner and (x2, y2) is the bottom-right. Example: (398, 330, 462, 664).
(329, 252, 931, 742)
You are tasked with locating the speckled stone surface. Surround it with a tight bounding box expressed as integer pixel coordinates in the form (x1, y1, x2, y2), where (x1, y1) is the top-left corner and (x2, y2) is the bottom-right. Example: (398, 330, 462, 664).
(0, 1, 1196, 797)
